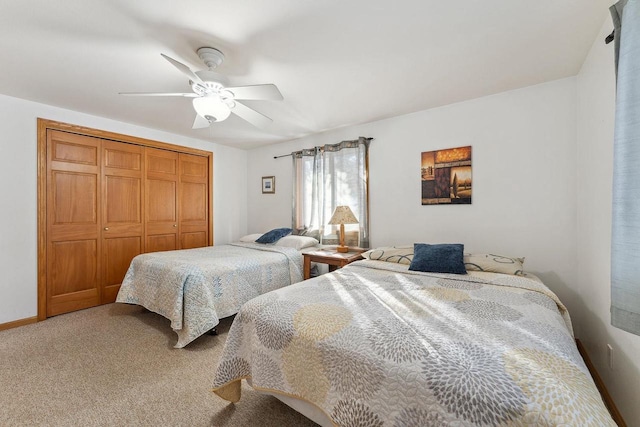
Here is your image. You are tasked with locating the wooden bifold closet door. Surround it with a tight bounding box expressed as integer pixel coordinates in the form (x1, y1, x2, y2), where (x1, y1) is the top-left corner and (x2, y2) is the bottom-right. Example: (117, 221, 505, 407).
(42, 124, 211, 318)
(46, 130, 103, 316)
(145, 148, 179, 253)
(178, 153, 209, 249)
(144, 149, 209, 252)
(102, 140, 144, 304)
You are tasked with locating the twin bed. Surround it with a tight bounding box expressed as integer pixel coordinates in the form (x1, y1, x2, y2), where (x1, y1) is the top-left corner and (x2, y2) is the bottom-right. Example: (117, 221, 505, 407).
(116, 239, 307, 347)
(116, 238, 615, 425)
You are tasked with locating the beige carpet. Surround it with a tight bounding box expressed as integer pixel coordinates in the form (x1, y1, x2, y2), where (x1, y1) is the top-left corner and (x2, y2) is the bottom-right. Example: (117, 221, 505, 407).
(0, 304, 318, 426)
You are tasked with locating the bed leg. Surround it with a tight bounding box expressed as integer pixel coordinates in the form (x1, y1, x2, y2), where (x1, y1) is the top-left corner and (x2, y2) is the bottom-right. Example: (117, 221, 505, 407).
(208, 327, 218, 336)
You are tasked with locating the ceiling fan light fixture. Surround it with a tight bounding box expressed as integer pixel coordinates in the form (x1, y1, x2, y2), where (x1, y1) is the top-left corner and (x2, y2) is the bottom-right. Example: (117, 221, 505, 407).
(121, 48, 282, 129)
(192, 95, 231, 122)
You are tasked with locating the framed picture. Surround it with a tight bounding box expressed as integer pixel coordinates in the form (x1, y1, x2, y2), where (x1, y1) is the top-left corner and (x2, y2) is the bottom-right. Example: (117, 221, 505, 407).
(262, 176, 275, 194)
(421, 146, 472, 205)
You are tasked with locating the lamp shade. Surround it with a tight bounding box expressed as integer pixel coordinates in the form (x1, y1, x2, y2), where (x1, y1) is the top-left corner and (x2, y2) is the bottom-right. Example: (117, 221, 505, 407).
(328, 206, 359, 225)
(192, 95, 231, 122)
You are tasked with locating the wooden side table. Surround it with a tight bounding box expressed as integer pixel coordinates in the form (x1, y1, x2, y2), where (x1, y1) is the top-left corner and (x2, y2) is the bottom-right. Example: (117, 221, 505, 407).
(302, 248, 366, 279)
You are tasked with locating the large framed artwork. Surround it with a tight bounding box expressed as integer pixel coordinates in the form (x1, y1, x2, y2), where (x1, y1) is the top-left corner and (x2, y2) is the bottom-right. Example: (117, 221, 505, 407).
(421, 145, 472, 205)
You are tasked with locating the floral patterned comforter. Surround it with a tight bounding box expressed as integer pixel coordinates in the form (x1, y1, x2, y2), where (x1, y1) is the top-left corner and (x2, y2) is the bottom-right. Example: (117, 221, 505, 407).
(212, 260, 615, 426)
(116, 243, 303, 348)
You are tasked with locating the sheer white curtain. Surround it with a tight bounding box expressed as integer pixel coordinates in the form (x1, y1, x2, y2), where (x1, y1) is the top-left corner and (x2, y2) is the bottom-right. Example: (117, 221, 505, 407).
(292, 137, 371, 248)
(611, 0, 640, 335)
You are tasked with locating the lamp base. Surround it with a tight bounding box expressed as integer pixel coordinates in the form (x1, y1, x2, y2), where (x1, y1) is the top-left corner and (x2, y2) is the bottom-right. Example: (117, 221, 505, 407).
(336, 245, 349, 253)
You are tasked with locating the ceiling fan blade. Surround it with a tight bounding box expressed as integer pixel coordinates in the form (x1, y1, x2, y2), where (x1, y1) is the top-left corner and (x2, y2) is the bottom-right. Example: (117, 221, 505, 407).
(119, 92, 197, 97)
(161, 53, 204, 84)
(226, 84, 283, 101)
(192, 114, 211, 129)
(231, 101, 273, 128)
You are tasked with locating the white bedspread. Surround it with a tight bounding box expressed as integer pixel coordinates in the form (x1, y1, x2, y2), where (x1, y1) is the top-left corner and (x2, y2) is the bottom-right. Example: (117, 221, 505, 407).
(116, 243, 303, 347)
(212, 260, 614, 426)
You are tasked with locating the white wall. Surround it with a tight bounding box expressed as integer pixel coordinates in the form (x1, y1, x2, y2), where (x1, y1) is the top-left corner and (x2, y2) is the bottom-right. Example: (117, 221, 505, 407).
(577, 17, 640, 426)
(248, 77, 579, 314)
(0, 93, 247, 324)
(248, 48, 640, 422)
(246, 18, 640, 424)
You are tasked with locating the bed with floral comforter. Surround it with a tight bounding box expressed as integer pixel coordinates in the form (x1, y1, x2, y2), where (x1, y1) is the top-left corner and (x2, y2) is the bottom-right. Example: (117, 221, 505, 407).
(212, 259, 615, 426)
(116, 243, 303, 348)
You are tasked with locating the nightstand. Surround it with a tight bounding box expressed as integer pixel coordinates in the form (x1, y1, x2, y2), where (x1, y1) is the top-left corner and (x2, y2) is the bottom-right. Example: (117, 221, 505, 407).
(302, 248, 366, 279)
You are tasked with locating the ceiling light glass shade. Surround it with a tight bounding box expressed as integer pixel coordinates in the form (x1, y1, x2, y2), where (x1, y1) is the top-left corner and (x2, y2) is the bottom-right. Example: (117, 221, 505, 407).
(192, 95, 231, 122)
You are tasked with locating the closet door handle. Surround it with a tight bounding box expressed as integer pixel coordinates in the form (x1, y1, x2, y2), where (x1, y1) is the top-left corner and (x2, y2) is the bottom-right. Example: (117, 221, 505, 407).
(104, 227, 109, 231)
(173, 224, 177, 227)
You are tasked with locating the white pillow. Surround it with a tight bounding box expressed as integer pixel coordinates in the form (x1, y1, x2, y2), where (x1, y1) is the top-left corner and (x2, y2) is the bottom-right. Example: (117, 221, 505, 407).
(362, 246, 414, 264)
(239, 233, 264, 242)
(275, 235, 319, 250)
(464, 253, 525, 276)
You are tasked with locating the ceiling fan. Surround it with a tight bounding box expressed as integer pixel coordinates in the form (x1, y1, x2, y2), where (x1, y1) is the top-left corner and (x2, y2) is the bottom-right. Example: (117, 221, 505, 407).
(120, 47, 283, 129)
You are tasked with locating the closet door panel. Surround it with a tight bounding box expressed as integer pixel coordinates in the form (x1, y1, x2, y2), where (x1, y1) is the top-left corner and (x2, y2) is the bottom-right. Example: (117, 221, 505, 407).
(179, 153, 209, 249)
(181, 182, 207, 221)
(49, 240, 99, 316)
(145, 148, 179, 252)
(147, 151, 177, 176)
(46, 131, 101, 316)
(51, 138, 98, 167)
(103, 236, 142, 301)
(50, 172, 99, 240)
(102, 141, 144, 303)
(105, 176, 140, 223)
(181, 232, 207, 249)
(147, 234, 177, 253)
(147, 179, 176, 222)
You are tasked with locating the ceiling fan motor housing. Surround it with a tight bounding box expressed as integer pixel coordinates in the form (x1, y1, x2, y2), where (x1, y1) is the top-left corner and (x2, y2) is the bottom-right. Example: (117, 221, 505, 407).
(193, 70, 230, 91)
(197, 47, 225, 69)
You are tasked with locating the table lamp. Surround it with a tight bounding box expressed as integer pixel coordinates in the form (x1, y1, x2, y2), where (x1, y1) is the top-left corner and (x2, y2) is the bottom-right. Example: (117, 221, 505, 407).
(328, 206, 359, 253)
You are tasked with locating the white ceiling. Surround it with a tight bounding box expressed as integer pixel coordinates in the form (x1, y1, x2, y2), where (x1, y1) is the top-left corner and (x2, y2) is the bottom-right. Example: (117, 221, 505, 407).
(0, 1, 611, 149)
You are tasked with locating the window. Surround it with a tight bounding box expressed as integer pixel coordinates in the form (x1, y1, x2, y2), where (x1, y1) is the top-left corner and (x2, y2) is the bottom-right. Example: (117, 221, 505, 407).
(292, 137, 371, 248)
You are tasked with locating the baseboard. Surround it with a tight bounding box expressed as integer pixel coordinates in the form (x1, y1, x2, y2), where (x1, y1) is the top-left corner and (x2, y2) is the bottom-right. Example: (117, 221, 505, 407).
(0, 316, 38, 332)
(576, 339, 627, 427)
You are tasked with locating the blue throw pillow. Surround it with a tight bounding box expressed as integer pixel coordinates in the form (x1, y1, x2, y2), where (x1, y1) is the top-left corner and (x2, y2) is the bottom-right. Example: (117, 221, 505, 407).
(408, 243, 467, 275)
(255, 228, 292, 244)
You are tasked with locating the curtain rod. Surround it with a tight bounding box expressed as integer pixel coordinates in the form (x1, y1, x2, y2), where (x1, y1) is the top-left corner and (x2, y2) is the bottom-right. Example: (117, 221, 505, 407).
(273, 137, 373, 159)
(606, 29, 615, 44)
